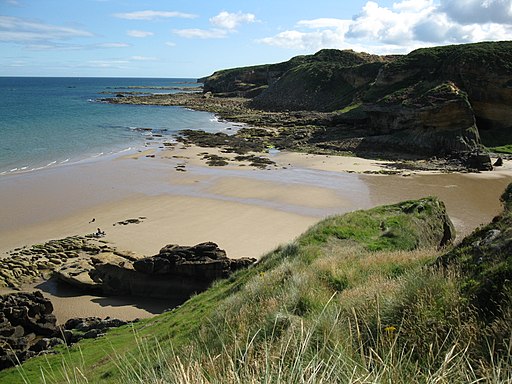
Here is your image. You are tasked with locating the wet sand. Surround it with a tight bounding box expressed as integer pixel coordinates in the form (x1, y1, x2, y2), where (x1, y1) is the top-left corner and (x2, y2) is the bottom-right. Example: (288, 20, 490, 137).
(1, 145, 511, 322)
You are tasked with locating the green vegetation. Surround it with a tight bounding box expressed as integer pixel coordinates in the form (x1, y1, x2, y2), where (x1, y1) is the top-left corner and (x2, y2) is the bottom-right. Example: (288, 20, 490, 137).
(489, 144, 512, 154)
(4, 192, 512, 383)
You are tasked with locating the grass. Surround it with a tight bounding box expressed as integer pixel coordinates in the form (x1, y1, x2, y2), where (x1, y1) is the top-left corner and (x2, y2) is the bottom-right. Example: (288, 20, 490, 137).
(3, 193, 512, 383)
(489, 144, 512, 154)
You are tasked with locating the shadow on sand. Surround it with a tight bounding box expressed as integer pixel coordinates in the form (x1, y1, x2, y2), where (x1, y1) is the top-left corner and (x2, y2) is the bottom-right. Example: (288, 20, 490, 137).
(35, 278, 181, 316)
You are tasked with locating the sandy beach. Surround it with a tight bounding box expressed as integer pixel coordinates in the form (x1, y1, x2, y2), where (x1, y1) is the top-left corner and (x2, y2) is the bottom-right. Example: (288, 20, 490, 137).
(1, 144, 511, 322)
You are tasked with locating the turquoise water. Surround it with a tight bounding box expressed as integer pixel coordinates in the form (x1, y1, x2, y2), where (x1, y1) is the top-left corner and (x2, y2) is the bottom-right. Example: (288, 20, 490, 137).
(0, 77, 233, 175)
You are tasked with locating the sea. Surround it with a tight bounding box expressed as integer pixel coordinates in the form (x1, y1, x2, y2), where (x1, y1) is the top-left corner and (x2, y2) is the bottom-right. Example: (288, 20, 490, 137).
(0, 77, 235, 175)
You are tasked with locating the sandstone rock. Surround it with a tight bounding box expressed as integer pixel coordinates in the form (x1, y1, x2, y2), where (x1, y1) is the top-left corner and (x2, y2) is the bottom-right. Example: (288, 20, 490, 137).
(84, 242, 256, 299)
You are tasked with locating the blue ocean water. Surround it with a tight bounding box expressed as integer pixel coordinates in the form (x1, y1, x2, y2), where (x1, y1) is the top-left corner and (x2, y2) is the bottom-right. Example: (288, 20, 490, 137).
(0, 77, 234, 175)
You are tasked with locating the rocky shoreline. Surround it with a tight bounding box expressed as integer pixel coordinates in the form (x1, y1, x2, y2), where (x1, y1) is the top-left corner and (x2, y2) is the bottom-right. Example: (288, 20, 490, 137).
(102, 42, 512, 173)
(102, 92, 499, 173)
(0, 237, 256, 370)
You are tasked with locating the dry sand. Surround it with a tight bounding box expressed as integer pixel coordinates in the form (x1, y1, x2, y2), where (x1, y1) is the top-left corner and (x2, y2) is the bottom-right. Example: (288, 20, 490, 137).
(1, 144, 511, 322)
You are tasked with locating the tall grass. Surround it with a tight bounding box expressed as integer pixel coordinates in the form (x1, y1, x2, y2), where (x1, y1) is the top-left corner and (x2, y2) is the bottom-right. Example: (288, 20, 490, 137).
(10, 196, 512, 383)
(111, 244, 511, 383)
(110, 308, 511, 383)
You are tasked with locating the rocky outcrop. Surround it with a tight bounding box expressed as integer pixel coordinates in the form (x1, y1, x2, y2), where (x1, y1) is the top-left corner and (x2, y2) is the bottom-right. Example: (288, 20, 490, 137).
(0, 292, 60, 369)
(199, 42, 512, 164)
(0, 291, 130, 370)
(55, 242, 256, 300)
(63, 317, 128, 343)
(357, 81, 483, 159)
(133, 242, 255, 277)
(1, 236, 115, 289)
(367, 42, 512, 142)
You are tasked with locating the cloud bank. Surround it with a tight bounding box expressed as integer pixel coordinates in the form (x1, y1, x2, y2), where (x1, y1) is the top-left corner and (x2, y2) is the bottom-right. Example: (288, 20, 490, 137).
(259, 0, 512, 53)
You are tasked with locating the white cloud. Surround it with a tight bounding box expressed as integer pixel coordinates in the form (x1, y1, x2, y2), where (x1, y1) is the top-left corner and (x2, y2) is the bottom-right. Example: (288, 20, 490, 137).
(441, 0, 512, 24)
(0, 16, 93, 42)
(346, 1, 435, 45)
(297, 18, 350, 29)
(87, 59, 129, 68)
(114, 10, 197, 21)
(130, 55, 157, 61)
(127, 30, 154, 38)
(173, 28, 227, 39)
(209, 11, 256, 30)
(165, 41, 176, 47)
(174, 10, 257, 40)
(258, 29, 345, 50)
(258, 0, 512, 54)
(96, 42, 130, 48)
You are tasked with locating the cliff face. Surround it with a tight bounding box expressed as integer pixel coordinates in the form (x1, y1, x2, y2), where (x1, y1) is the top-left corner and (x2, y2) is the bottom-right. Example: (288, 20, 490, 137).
(200, 42, 512, 161)
(361, 81, 481, 155)
(364, 42, 512, 147)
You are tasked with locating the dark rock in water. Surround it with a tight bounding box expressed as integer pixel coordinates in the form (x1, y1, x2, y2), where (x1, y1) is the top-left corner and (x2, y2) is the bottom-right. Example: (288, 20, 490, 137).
(87, 242, 256, 299)
(493, 156, 503, 167)
(464, 151, 493, 171)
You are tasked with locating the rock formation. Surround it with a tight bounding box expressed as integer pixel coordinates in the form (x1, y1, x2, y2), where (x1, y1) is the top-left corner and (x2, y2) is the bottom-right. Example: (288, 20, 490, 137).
(0, 291, 129, 370)
(199, 42, 512, 168)
(0, 236, 115, 289)
(55, 242, 256, 300)
(0, 291, 60, 369)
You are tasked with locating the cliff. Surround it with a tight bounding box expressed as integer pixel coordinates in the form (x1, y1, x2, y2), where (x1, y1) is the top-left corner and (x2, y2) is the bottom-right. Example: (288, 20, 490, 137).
(200, 42, 512, 163)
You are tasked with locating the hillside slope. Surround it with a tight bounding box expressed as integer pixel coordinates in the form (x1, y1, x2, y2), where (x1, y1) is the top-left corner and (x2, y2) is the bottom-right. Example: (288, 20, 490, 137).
(201, 41, 512, 163)
(4, 189, 512, 383)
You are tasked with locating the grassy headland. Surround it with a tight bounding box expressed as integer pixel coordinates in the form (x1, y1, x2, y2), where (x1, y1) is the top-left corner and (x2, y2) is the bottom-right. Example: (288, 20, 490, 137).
(4, 189, 512, 382)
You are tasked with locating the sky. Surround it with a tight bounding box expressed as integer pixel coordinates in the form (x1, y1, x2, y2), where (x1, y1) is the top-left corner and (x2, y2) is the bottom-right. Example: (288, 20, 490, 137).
(1, 0, 511, 78)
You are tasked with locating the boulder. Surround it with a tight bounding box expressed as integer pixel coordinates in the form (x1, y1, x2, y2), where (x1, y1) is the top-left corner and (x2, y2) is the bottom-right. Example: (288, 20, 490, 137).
(63, 317, 130, 344)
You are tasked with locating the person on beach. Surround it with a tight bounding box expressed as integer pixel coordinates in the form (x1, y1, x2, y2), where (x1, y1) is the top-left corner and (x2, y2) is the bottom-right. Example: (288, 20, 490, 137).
(96, 228, 106, 237)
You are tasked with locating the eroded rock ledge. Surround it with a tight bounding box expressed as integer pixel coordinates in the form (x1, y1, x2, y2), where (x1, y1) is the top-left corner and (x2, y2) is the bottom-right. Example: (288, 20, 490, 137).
(56, 242, 257, 300)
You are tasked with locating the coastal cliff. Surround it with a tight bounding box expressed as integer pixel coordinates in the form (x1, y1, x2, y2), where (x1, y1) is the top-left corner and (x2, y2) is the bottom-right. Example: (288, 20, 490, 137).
(199, 41, 512, 164)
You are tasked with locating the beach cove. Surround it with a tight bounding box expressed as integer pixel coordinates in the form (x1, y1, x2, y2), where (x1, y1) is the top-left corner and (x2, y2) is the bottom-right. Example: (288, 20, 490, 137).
(1, 141, 511, 323)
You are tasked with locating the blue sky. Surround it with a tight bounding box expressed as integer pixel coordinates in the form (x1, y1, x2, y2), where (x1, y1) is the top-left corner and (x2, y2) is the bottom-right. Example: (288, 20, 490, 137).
(1, 0, 511, 77)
